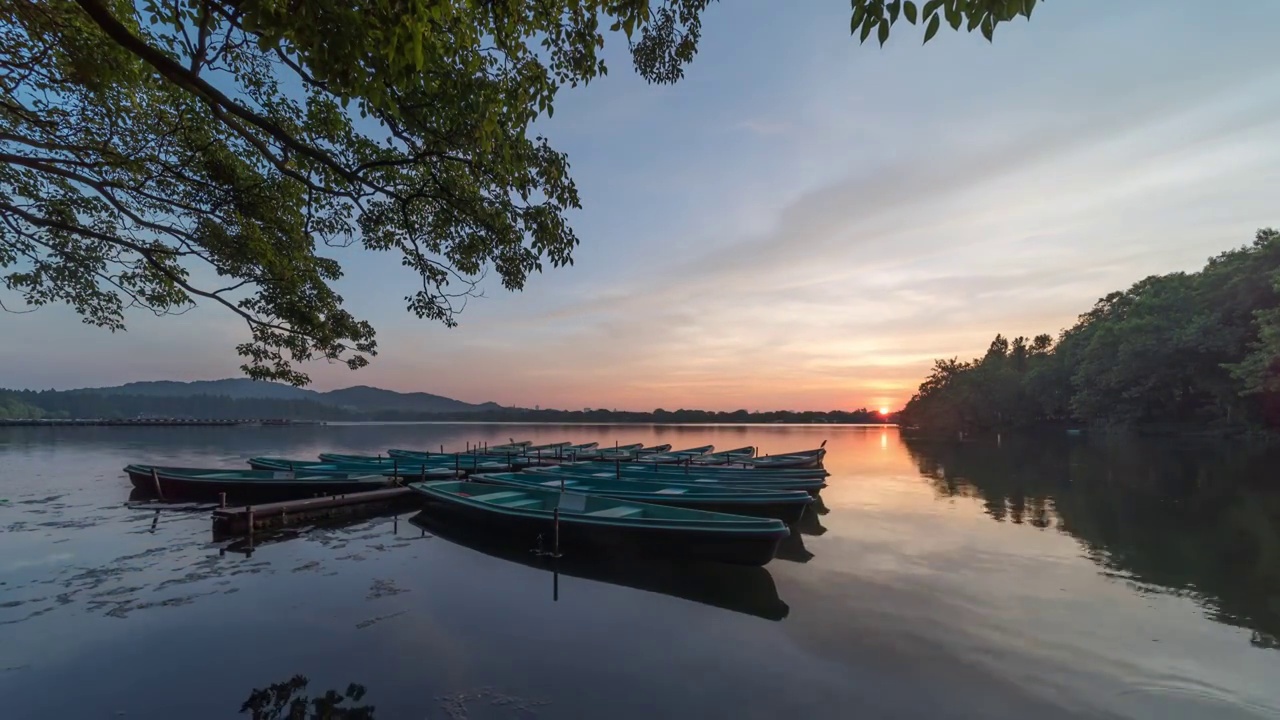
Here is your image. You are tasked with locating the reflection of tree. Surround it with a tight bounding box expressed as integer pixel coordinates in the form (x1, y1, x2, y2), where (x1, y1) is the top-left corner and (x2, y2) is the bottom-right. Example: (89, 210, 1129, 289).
(904, 434, 1280, 650)
(240, 675, 374, 719)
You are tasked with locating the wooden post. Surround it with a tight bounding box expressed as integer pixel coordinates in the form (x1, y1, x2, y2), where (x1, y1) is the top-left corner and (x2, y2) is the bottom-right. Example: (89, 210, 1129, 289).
(421, 466, 427, 482)
(393, 459, 398, 480)
(553, 507, 560, 557)
(219, 492, 227, 508)
(150, 468, 164, 500)
(455, 454, 460, 474)
(246, 505, 254, 537)
(615, 457, 620, 480)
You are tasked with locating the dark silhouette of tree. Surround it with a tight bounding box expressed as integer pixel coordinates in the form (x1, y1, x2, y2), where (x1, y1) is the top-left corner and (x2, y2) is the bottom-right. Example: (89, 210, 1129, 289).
(901, 229, 1280, 433)
(240, 675, 374, 720)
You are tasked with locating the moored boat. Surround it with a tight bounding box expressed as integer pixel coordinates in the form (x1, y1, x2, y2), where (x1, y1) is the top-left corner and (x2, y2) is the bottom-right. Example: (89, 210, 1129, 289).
(691, 446, 758, 465)
(409, 480, 788, 566)
(526, 464, 827, 495)
(631, 444, 715, 463)
(473, 472, 813, 523)
(124, 465, 395, 502)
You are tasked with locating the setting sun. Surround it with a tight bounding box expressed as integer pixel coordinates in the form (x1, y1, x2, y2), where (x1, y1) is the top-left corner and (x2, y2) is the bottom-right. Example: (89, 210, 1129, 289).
(879, 407, 890, 415)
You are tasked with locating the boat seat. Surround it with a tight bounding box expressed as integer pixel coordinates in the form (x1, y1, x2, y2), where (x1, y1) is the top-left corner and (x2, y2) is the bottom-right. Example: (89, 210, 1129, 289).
(496, 498, 542, 509)
(654, 488, 687, 494)
(469, 491, 525, 503)
(587, 506, 642, 518)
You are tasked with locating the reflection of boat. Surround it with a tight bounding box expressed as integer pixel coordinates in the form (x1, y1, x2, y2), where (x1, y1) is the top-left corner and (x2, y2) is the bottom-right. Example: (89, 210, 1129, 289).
(409, 510, 790, 621)
(774, 529, 814, 563)
(410, 481, 789, 566)
(794, 506, 828, 537)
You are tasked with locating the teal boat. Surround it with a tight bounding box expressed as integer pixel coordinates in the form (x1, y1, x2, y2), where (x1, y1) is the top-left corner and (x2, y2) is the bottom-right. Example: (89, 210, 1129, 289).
(526, 465, 827, 494)
(125, 465, 394, 501)
(564, 460, 828, 480)
(410, 480, 788, 565)
(632, 444, 715, 463)
(246, 457, 458, 479)
(473, 472, 812, 523)
(691, 446, 758, 465)
(317, 453, 508, 472)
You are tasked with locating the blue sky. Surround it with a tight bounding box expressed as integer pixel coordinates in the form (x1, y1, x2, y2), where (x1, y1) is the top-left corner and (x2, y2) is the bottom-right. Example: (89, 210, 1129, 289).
(3, 0, 1279, 411)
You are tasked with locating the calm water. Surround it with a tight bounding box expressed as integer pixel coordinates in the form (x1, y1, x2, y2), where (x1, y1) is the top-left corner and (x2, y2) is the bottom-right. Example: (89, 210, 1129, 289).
(1, 424, 1278, 719)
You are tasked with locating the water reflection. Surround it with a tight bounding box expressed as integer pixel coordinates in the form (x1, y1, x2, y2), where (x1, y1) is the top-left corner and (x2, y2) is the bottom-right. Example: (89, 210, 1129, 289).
(409, 510, 790, 621)
(241, 675, 374, 719)
(903, 433, 1280, 649)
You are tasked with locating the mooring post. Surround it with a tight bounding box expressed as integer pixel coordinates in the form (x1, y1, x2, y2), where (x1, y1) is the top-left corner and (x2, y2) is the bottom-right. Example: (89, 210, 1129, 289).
(553, 507, 560, 557)
(393, 459, 398, 480)
(246, 504, 254, 537)
(455, 454, 459, 474)
(219, 492, 227, 508)
(150, 467, 164, 500)
(615, 457, 620, 480)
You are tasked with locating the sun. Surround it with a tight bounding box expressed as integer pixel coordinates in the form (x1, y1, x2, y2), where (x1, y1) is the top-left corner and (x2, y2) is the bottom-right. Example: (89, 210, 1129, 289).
(878, 406, 890, 416)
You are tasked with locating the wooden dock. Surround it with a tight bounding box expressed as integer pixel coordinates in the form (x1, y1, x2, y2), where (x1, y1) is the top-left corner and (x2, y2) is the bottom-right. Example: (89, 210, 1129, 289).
(211, 488, 419, 537)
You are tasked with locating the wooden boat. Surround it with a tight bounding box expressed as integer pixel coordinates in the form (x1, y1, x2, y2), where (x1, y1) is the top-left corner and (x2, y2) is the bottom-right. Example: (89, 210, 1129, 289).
(527, 465, 827, 495)
(408, 510, 789, 620)
(473, 472, 812, 523)
(124, 465, 395, 502)
(409, 480, 788, 566)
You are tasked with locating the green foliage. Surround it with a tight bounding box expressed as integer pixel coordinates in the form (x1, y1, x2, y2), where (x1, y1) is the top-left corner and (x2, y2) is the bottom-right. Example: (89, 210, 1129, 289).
(901, 229, 1280, 433)
(849, 0, 1042, 46)
(2, 1, 1031, 385)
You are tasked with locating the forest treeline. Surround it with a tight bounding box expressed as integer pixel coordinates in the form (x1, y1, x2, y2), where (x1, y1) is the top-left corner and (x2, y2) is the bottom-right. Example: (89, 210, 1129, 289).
(900, 229, 1280, 433)
(0, 388, 884, 425)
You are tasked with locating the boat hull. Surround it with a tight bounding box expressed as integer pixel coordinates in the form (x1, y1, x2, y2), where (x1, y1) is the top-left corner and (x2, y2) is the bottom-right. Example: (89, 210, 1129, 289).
(474, 475, 811, 524)
(125, 467, 394, 502)
(416, 497, 783, 566)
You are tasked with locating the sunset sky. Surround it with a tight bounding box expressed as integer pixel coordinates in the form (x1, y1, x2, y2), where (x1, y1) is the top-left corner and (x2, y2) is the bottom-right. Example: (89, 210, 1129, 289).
(3, 0, 1279, 411)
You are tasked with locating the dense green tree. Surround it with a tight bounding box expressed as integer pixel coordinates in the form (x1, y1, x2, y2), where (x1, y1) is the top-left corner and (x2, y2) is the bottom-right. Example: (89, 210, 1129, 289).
(2, 0, 1045, 385)
(901, 229, 1280, 433)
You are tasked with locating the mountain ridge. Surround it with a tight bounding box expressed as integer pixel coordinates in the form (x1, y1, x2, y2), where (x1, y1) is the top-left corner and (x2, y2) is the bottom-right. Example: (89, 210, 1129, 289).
(84, 378, 502, 414)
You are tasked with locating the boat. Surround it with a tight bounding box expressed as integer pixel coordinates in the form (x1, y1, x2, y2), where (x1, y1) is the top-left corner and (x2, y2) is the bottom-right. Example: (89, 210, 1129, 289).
(570, 443, 644, 460)
(409, 480, 788, 566)
(124, 465, 395, 502)
(473, 472, 813, 523)
(691, 446, 758, 465)
(526, 465, 827, 495)
(554, 460, 829, 480)
(317, 453, 508, 473)
(747, 444, 827, 469)
(408, 510, 789, 620)
(635, 444, 673, 454)
(629, 444, 715, 464)
(245, 457, 459, 480)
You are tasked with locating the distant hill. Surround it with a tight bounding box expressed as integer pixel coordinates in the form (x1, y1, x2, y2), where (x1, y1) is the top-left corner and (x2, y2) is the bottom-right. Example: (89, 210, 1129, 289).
(84, 378, 500, 413)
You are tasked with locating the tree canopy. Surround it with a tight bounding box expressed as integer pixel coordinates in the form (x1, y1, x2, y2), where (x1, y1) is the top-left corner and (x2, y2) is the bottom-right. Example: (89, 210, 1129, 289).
(900, 229, 1280, 433)
(1, 0, 1043, 384)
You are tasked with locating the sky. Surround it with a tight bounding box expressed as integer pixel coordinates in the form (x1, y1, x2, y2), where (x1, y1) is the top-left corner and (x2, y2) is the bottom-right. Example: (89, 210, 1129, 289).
(3, 0, 1280, 411)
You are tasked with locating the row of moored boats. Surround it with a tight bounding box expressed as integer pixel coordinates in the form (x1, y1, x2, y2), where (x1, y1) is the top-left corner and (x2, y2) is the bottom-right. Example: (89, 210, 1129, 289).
(125, 440, 828, 565)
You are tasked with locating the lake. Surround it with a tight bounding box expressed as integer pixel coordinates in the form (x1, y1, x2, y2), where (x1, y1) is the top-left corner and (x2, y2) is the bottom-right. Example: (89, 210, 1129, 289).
(1, 424, 1277, 719)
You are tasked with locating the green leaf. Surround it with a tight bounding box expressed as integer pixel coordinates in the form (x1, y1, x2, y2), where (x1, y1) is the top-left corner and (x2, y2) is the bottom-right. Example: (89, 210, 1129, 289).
(904, 1, 918, 24)
(850, 5, 865, 34)
(878, 19, 890, 45)
(923, 0, 945, 17)
(923, 13, 940, 43)
(888, 1, 901, 24)
(981, 16, 994, 41)
(860, 18, 876, 43)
